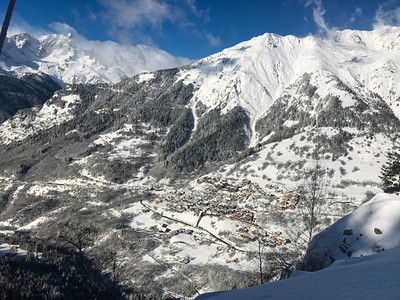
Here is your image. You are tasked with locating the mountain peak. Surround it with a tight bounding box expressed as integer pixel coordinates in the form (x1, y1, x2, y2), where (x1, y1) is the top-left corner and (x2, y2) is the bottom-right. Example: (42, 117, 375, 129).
(0, 32, 191, 85)
(178, 26, 400, 136)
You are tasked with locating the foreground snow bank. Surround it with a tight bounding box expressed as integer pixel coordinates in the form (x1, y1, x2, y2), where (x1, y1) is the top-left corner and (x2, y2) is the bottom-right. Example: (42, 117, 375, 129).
(197, 244, 400, 299)
(311, 192, 400, 260)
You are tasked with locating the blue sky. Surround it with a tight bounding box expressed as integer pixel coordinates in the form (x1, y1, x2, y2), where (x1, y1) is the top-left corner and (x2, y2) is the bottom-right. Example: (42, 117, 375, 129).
(3, 0, 400, 59)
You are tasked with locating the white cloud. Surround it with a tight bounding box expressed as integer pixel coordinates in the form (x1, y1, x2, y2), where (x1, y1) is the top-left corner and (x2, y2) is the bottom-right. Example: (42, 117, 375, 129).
(99, 0, 219, 49)
(374, 5, 400, 28)
(305, 0, 330, 34)
(305, 0, 339, 37)
(88, 11, 98, 21)
(98, 0, 179, 45)
(49, 22, 191, 73)
(186, 0, 210, 23)
(9, 1, 219, 60)
(8, 20, 50, 38)
(205, 33, 221, 47)
(187, 0, 202, 18)
(7, 21, 191, 79)
(349, 7, 362, 24)
(100, 0, 175, 31)
(50, 22, 79, 37)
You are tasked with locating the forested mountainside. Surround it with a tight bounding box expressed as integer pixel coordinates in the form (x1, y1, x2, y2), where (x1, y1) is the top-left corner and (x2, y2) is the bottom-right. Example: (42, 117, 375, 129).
(0, 73, 60, 123)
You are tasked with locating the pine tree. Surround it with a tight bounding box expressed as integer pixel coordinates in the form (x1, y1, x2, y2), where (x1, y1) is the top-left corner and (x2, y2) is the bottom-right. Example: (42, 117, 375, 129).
(380, 148, 400, 193)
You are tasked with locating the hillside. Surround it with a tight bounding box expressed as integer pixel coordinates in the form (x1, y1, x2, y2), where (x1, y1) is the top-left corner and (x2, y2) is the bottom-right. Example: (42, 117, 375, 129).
(0, 72, 60, 123)
(197, 193, 400, 299)
(310, 192, 400, 265)
(1, 27, 399, 198)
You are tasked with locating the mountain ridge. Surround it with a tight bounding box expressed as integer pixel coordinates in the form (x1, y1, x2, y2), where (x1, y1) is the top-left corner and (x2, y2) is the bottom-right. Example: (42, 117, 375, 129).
(1, 26, 399, 182)
(177, 25, 400, 145)
(0, 32, 191, 85)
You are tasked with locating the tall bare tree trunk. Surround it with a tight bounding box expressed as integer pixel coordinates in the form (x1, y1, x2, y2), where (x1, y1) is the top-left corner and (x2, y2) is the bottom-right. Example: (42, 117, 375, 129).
(0, 0, 17, 55)
(300, 161, 328, 271)
(258, 240, 264, 285)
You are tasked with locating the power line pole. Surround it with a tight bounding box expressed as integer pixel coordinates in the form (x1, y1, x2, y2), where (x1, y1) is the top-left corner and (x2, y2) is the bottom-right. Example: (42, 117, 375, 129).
(0, 0, 17, 55)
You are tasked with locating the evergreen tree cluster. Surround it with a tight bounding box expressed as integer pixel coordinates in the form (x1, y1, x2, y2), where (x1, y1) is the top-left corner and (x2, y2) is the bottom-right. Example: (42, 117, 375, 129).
(0, 245, 126, 300)
(0, 73, 61, 123)
(381, 147, 400, 193)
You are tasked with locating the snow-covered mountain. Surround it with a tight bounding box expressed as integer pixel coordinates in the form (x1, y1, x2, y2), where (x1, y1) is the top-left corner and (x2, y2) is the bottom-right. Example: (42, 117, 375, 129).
(178, 25, 400, 138)
(1, 26, 400, 195)
(0, 72, 60, 123)
(0, 32, 191, 85)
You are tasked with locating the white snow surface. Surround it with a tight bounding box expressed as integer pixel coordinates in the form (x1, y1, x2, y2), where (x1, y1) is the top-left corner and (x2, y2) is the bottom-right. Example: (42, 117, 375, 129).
(0, 243, 28, 257)
(312, 192, 400, 259)
(18, 216, 50, 231)
(197, 244, 400, 300)
(0, 32, 191, 85)
(212, 128, 393, 201)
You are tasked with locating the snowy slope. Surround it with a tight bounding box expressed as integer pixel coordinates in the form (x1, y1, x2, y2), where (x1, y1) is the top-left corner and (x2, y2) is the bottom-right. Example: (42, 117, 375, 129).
(198, 192, 400, 300)
(197, 244, 400, 300)
(0, 90, 82, 144)
(0, 32, 191, 85)
(209, 129, 393, 201)
(173, 26, 400, 202)
(311, 192, 400, 261)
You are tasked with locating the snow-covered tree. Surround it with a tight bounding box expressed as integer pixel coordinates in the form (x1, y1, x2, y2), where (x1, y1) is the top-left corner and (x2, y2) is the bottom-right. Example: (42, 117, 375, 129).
(381, 148, 400, 193)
